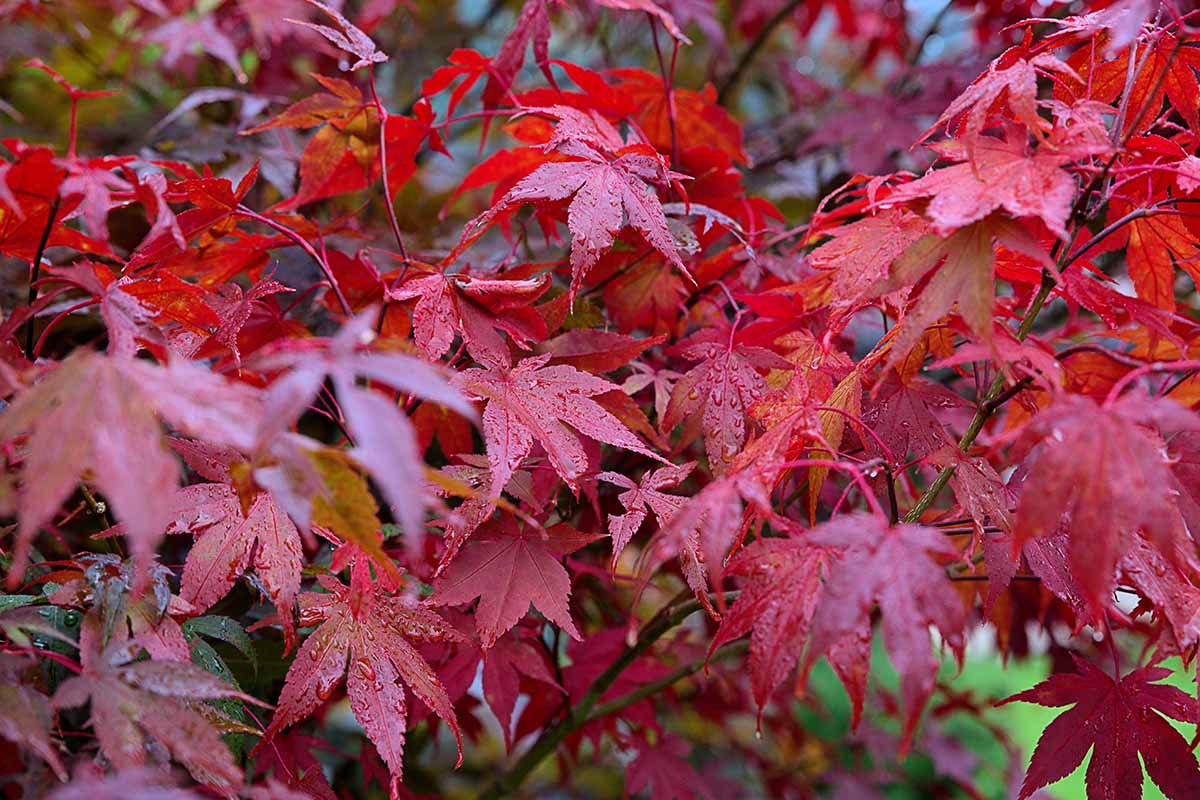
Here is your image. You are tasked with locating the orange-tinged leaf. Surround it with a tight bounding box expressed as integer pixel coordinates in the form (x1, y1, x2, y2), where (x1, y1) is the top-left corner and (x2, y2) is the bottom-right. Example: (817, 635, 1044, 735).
(309, 449, 398, 582)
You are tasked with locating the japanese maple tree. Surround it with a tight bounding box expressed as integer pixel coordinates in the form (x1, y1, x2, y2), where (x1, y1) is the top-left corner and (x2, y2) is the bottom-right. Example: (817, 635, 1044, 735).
(4, 0, 1200, 798)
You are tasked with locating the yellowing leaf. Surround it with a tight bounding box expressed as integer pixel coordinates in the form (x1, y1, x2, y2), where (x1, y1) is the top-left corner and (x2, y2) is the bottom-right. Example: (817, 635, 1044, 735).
(310, 449, 398, 581)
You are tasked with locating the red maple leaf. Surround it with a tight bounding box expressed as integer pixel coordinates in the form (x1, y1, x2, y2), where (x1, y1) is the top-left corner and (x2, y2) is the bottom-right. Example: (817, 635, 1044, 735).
(999, 657, 1200, 800)
(0, 655, 67, 781)
(126, 164, 259, 270)
(453, 353, 663, 497)
(800, 513, 967, 753)
(922, 47, 1076, 141)
(456, 137, 689, 302)
(1014, 394, 1200, 615)
(710, 532, 832, 714)
(0, 145, 108, 260)
(598, 461, 693, 569)
(807, 206, 932, 309)
(53, 611, 266, 792)
(661, 326, 791, 474)
(430, 519, 600, 648)
(288, 0, 388, 72)
(611, 68, 748, 164)
(162, 483, 303, 650)
(625, 733, 715, 800)
(0, 351, 261, 587)
(481, 628, 561, 751)
(257, 574, 463, 794)
(385, 270, 550, 369)
(254, 309, 473, 552)
(889, 133, 1085, 239)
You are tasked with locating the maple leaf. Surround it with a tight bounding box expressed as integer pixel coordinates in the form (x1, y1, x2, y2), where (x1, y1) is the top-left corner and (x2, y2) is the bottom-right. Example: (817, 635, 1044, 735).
(860, 374, 962, 462)
(242, 75, 433, 209)
(385, 270, 550, 369)
(807, 207, 932, 309)
(999, 657, 1200, 800)
(611, 68, 747, 164)
(482, 629, 560, 750)
(288, 0, 388, 71)
(0, 654, 67, 781)
(126, 165, 259, 270)
(430, 518, 599, 648)
(598, 462, 693, 569)
(53, 611, 266, 792)
(1059, 269, 1185, 348)
(922, 48, 1077, 141)
(255, 308, 473, 553)
(800, 514, 967, 752)
(1014, 394, 1200, 615)
(640, 466, 772, 608)
(0, 351, 261, 587)
(146, 14, 248, 83)
(1119, 534, 1200, 651)
(928, 447, 1014, 538)
(1036, 0, 1152, 57)
(0, 145, 108, 260)
(890, 133, 1083, 238)
(710, 533, 831, 714)
(456, 139, 689, 302)
(536, 329, 666, 373)
(56, 155, 135, 242)
(661, 326, 791, 474)
(1103, 196, 1200, 312)
(259, 574, 463, 793)
(453, 353, 663, 497)
(625, 734, 715, 800)
(601, 252, 692, 334)
(161, 483, 303, 650)
(482, 0, 556, 115)
(204, 277, 292, 366)
(1059, 32, 1200, 136)
(872, 215, 1048, 373)
(45, 767, 207, 800)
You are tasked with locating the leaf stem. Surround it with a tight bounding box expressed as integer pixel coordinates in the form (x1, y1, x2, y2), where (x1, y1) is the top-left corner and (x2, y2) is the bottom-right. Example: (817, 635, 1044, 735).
(234, 206, 352, 316)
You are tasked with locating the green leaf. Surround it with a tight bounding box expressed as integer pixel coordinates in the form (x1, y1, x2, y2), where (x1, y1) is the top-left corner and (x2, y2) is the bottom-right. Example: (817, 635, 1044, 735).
(183, 615, 257, 673)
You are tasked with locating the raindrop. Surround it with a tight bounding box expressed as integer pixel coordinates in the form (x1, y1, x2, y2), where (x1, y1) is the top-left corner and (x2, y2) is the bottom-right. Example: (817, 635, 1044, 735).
(354, 658, 376, 681)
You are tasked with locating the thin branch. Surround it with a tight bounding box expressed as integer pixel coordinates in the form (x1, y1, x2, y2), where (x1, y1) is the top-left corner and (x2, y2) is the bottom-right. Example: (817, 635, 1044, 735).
(585, 641, 748, 723)
(716, 0, 804, 105)
(479, 590, 738, 799)
(904, 272, 1056, 523)
(24, 194, 61, 358)
(369, 66, 413, 278)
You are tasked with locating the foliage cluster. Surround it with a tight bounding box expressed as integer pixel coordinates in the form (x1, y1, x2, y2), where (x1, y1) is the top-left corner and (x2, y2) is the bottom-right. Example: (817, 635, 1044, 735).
(4, 0, 1200, 798)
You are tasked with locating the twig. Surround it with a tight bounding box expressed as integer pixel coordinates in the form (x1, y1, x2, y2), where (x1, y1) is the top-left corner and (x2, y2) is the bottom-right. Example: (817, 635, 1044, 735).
(716, 0, 804, 105)
(479, 589, 738, 798)
(584, 641, 748, 723)
(24, 195, 61, 358)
